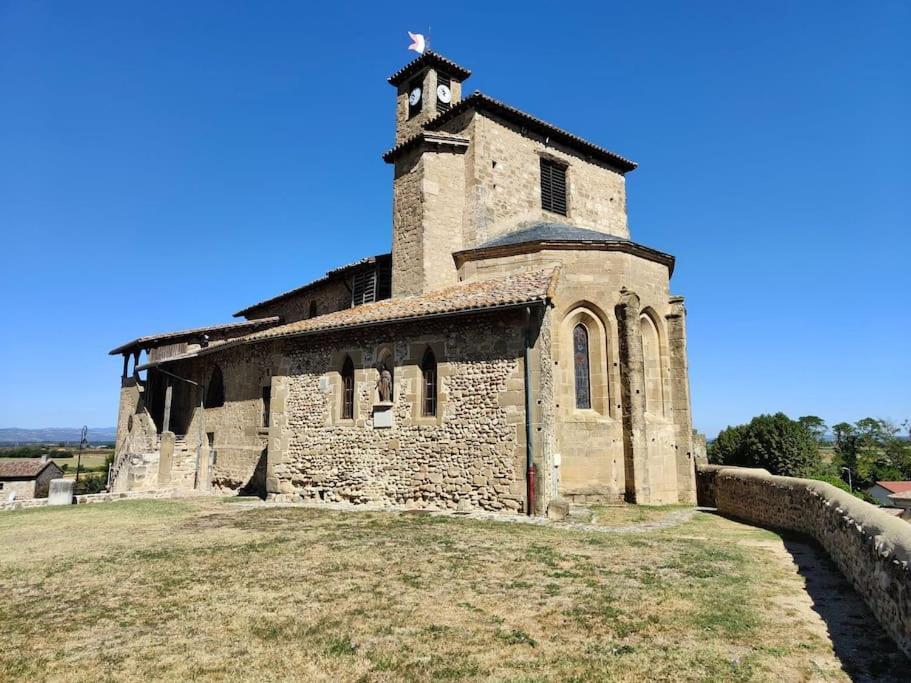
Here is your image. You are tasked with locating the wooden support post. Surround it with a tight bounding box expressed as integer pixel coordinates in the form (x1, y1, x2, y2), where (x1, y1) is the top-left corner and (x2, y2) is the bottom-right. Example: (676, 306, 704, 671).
(162, 381, 173, 434)
(121, 354, 129, 380)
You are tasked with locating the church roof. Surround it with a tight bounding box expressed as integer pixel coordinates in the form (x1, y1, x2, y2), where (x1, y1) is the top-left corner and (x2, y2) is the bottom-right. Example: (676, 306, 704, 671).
(138, 269, 558, 369)
(454, 222, 676, 275)
(387, 50, 471, 86)
(241, 267, 558, 343)
(420, 91, 638, 173)
(108, 317, 281, 356)
(233, 253, 391, 318)
(477, 223, 630, 249)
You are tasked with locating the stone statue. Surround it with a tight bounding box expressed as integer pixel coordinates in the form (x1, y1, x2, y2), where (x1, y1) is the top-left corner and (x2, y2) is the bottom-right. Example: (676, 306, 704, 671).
(377, 368, 393, 403)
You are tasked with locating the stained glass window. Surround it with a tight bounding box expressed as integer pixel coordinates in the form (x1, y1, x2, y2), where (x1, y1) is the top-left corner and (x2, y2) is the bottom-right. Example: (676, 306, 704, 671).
(573, 324, 591, 409)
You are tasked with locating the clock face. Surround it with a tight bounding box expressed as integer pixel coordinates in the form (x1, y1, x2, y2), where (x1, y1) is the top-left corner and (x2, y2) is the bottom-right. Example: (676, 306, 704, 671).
(436, 84, 452, 104)
(408, 87, 422, 106)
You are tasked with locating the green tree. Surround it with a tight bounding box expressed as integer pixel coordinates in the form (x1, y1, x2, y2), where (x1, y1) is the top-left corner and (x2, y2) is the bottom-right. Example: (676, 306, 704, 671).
(798, 415, 827, 443)
(707, 423, 748, 466)
(709, 413, 820, 477)
(832, 418, 911, 490)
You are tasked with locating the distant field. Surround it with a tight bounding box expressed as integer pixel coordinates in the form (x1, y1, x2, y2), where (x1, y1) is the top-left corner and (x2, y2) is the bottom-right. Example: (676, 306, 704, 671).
(0, 449, 112, 477)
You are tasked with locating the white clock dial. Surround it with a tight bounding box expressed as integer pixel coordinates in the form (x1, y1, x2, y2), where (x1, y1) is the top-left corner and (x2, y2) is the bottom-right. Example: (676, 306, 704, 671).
(436, 84, 452, 104)
(408, 87, 422, 106)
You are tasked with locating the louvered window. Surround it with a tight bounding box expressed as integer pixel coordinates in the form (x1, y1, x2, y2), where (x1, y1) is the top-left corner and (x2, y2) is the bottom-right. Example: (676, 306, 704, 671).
(540, 158, 568, 215)
(351, 269, 377, 307)
(341, 356, 354, 420)
(436, 73, 451, 113)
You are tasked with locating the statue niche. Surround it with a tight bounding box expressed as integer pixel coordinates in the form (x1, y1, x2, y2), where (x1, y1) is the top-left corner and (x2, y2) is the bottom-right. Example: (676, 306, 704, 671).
(376, 368, 393, 403)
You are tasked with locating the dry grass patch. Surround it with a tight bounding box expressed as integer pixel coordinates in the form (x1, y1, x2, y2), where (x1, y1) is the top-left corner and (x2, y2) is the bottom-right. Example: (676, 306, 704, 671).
(589, 503, 691, 527)
(0, 499, 902, 681)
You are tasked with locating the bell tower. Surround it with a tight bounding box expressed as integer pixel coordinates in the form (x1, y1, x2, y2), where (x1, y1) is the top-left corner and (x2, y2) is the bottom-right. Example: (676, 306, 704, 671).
(387, 51, 471, 144)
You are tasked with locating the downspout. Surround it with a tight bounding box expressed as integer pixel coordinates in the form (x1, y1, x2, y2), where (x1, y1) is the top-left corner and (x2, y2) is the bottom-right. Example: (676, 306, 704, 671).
(524, 306, 536, 516)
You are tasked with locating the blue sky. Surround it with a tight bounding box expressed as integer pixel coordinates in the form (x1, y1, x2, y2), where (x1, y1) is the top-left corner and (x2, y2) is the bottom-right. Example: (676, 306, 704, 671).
(1, 1, 908, 436)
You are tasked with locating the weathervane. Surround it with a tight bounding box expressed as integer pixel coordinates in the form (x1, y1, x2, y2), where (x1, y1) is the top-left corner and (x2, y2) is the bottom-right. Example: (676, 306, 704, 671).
(407, 28, 431, 54)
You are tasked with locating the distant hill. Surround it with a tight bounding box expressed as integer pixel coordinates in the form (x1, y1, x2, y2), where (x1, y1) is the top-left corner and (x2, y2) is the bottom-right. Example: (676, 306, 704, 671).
(0, 427, 116, 445)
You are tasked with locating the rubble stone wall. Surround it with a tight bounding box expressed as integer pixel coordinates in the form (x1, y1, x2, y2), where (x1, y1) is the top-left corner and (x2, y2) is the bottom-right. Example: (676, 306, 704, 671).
(698, 464, 911, 657)
(271, 310, 544, 513)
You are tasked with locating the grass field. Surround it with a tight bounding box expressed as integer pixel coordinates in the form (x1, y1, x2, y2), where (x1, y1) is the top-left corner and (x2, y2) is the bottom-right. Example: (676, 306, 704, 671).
(0, 500, 904, 681)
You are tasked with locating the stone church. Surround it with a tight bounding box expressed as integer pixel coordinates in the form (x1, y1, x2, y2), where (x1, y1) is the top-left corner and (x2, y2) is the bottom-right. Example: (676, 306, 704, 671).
(109, 50, 697, 513)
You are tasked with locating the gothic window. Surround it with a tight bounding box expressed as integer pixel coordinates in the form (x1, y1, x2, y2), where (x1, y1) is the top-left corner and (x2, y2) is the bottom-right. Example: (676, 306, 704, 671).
(573, 324, 591, 409)
(341, 356, 355, 420)
(309, 301, 317, 318)
(204, 366, 224, 408)
(640, 313, 665, 416)
(540, 157, 568, 215)
(421, 348, 437, 417)
(262, 385, 271, 428)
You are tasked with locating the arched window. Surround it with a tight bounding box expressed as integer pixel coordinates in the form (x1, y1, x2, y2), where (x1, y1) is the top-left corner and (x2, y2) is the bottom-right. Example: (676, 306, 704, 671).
(204, 366, 225, 408)
(573, 324, 591, 409)
(421, 348, 437, 417)
(640, 313, 665, 416)
(341, 356, 354, 419)
(309, 301, 317, 318)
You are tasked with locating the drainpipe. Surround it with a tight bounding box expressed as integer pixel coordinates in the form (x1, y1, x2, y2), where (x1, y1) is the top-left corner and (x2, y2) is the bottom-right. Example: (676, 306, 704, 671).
(524, 306, 536, 516)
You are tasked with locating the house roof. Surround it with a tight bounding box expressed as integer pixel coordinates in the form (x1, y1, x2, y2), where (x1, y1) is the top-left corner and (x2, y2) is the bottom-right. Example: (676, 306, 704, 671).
(233, 254, 391, 319)
(241, 267, 558, 343)
(411, 91, 637, 173)
(0, 459, 61, 479)
(387, 50, 471, 86)
(875, 481, 911, 494)
(108, 317, 281, 356)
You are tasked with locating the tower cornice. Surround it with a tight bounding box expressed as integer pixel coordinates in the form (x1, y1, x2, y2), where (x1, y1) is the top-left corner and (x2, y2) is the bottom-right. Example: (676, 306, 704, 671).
(387, 50, 471, 86)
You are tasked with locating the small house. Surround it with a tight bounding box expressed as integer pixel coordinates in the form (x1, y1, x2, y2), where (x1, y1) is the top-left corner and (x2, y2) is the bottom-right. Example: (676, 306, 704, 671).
(0, 457, 64, 500)
(866, 481, 911, 507)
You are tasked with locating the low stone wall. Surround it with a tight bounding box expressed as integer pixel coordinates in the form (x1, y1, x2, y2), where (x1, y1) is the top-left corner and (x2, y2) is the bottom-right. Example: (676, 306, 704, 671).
(0, 489, 178, 512)
(697, 464, 911, 657)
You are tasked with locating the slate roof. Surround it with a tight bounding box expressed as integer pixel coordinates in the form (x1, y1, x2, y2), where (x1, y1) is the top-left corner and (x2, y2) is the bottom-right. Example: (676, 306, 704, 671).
(0, 459, 60, 479)
(411, 91, 637, 173)
(477, 223, 630, 249)
(233, 253, 391, 318)
(241, 267, 558, 344)
(109, 317, 281, 356)
(387, 50, 471, 86)
(454, 222, 676, 276)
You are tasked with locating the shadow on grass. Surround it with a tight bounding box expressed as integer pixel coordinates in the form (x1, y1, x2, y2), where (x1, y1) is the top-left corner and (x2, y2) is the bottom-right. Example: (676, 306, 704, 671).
(703, 510, 908, 680)
(779, 535, 908, 681)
